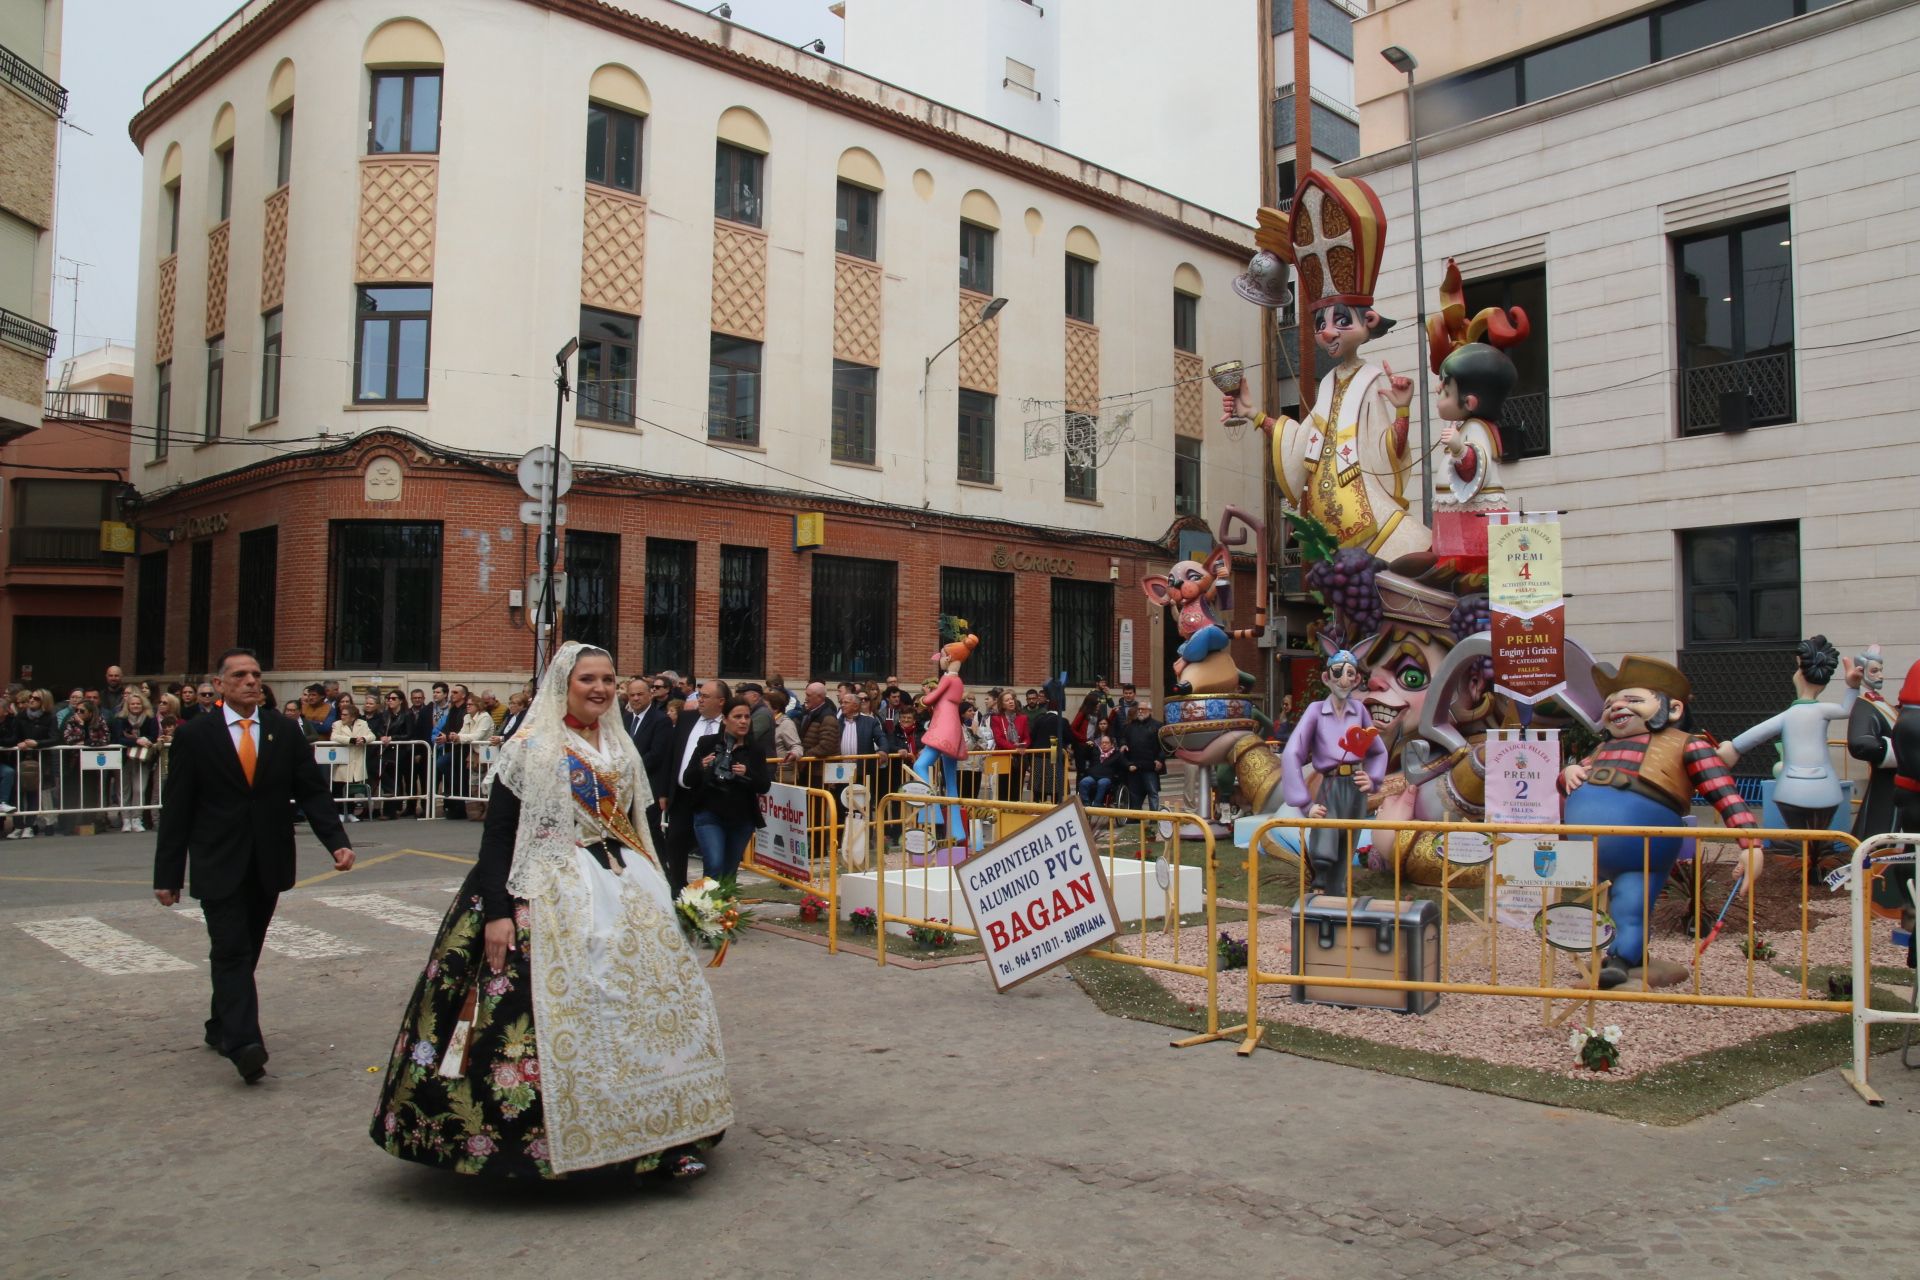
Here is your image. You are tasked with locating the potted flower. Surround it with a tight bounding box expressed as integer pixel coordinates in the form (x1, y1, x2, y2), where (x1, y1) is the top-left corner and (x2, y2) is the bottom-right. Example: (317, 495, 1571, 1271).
(906, 918, 953, 949)
(847, 907, 878, 936)
(1216, 931, 1249, 971)
(1569, 1024, 1622, 1072)
(798, 894, 829, 923)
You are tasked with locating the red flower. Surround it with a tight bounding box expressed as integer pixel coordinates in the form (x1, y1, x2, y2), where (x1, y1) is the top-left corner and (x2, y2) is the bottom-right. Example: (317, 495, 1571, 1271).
(1338, 725, 1380, 757)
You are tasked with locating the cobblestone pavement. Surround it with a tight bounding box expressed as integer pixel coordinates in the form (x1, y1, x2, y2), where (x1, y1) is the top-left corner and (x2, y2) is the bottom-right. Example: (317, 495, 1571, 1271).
(5, 827, 1917, 1277)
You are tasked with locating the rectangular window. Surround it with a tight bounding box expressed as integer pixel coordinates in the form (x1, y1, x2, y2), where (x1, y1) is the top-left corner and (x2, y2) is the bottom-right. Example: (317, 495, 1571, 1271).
(275, 107, 293, 187)
(831, 360, 877, 465)
(1004, 57, 1037, 96)
(1462, 267, 1551, 459)
(1419, 61, 1520, 134)
(708, 333, 762, 444)
(835, 181, 877, 260)
(1656, 0, 1793, 60)
(1674, 213, 1794, 435)
(1050, 579, 1112, 687)
(564, 529, 619, 655)
(203, 336, 224, 440)
(164, 181, 180, 255)
(957, 389, 995, 485)
(236, 526, 278, 668)
(717, 545, 767, 678)
(368, 70, 441, 155)
(1681, 520, 1799, 649)
(939, 568, 1013, 686)
(1064, 412, 1098, 501)
(215, 145, 233, 222)
(1174, 436, 1201, 517)
(643, 538, 695, 677)
(260, 309, 283, 421)
(713, 142, 763, 226)
(8, 479, 113, 565)
(329, 521, 442, 668)
(578, 307, 637, 425)
(154, 361, 171, 460)
(811, 555, 895, 682)
(355, 285, 432, 404)
(1065, 255, 1095, 324)
(136, 550, 168, 673)
(1524, 16, 1650, 100)
(187, 540, 213, 676)
(585, 102, 643, 194)
(1173, 291, 1198, 353)
(959, 222, 995, 294)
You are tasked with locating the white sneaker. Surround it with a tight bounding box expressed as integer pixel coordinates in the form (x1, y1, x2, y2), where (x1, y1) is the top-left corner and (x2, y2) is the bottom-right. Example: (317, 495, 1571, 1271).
(345, 813, 360, 823)
(21, 826, 36, 838)
(133, 818, 147, 832)
(0, 801, 14, 814)
(4, 828, 19, 839)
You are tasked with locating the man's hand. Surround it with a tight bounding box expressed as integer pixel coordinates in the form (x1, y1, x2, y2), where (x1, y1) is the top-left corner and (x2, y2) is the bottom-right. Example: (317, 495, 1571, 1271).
(1308, 803, 1328, 819)
(1734, 842, 1765, 898)
(1354, 773, 1374, 794)
(331, 848, 356, 872)
(155, 888, 180, 907)
(1715, 741, 1739, 768)
(483, 918, 515, 973)
(1377, 360, 1414, 409)
(1843, 655, 1863, 689)
(1561, 764, 1589, 792)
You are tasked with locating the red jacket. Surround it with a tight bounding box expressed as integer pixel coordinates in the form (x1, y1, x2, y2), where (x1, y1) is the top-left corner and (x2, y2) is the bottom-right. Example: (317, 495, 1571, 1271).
(989, 711, 1028, 750)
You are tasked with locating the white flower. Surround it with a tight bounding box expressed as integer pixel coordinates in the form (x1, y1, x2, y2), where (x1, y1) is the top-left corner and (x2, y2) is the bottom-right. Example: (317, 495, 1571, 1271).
(1602, 1025, 1622, 1044)
(1568, 1028, 1587, 1050)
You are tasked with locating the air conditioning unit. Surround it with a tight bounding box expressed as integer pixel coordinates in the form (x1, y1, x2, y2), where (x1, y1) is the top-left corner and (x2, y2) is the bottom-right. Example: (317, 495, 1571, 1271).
(1718, 389, 1752, 433)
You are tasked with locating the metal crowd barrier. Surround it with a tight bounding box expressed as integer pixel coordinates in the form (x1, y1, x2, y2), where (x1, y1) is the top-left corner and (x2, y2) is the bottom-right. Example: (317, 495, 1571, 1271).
(788, 746, 1065, 810)
(1842, 831, 1918, 1104)
(1, 743, 170, 830)
(742, 784, 842, 951)
(433, 739, 500, 818)
(1237, 815, 1859, 1060)
(870, 791, 1239, 1049)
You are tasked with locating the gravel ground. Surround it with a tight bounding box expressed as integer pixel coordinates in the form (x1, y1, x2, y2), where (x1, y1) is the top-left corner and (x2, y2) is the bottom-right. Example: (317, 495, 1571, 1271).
(1136, 902, 1912, 1081)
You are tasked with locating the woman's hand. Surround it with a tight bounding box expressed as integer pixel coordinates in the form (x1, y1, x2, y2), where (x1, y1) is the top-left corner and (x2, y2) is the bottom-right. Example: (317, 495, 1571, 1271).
(731, 761, 747, 776)
(701, 753, 716, 770)
(137, 737, 152, 748)
(483, 918, 515, 973)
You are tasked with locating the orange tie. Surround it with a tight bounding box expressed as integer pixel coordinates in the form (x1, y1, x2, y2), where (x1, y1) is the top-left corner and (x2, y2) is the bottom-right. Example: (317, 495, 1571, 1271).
(236, 717, 257, 785)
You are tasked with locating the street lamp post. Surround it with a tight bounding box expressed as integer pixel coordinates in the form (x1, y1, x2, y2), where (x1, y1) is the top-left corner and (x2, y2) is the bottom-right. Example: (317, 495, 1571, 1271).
(920, 296, 1009, 509)
(1381, 44, 1435, 526)
(537, 337, 578, 679)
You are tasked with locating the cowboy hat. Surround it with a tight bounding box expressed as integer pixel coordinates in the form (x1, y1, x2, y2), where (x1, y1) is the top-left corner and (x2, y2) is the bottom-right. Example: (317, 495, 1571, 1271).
(1592, 655, 1691, 704)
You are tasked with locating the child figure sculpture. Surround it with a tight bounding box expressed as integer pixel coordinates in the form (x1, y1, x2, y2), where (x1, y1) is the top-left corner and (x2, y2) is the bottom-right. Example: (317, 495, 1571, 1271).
(915, 632, 979, 852)
(1425, 259, 1529, 573)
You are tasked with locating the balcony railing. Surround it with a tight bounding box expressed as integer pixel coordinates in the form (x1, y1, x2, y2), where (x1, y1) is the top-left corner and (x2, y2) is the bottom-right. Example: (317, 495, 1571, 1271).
(1500, 391, 1551, 461)
(1680, 350, 1795, 436)
(0, 43, 66, 117)
(9, 527, 111, 566)
(44, 390, 133, 423)
(0, 307, 57, 359)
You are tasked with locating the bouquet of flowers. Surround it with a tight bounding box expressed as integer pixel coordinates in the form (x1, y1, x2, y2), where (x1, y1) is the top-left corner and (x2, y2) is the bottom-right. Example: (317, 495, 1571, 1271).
(847, 907, 878, 935)
(905, 918, 953, 949)
(1216, 931, 1250, 971)
(678, 875, 752, 966)
(1569, 1024, 1622, 1072)
(798, 893, 830, 923)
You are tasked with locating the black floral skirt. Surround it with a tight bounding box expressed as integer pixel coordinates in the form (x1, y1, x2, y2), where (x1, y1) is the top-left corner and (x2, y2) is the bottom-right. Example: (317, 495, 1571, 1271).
(369, 868, 721, 1178)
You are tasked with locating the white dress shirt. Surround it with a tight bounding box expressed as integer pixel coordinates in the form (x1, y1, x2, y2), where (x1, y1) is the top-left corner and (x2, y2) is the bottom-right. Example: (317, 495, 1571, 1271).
(678, 714, 721, 784)
(223, 700, 262, 756)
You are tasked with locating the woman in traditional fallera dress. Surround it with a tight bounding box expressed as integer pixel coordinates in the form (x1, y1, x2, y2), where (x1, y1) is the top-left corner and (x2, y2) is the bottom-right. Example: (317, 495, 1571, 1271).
(370, 643, 732, 1180)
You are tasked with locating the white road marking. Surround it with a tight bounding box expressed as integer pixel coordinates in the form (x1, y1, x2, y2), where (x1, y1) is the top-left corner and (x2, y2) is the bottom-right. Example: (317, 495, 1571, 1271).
(16, 917, 195, 975)
(316, 893, 443, 934)
(176, 908, 366, 959)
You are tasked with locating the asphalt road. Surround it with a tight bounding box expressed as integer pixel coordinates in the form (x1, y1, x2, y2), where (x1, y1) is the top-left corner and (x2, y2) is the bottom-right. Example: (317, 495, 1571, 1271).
(5, 820, 1919, 1277)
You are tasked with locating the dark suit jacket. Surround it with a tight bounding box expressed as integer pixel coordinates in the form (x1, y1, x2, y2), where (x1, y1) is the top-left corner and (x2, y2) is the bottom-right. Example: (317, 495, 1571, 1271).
(627, 704, 674, 797)
(837, 713, 883, 757)
(664, 713, 724, 803)
(153, 706, 351, 901)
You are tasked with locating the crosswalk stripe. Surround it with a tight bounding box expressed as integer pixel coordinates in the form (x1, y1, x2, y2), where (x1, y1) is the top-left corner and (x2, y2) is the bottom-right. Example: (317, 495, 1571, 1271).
(16, 917, 196, 975)
(316, 893, 443, 934)
(176, 908, 366, 959)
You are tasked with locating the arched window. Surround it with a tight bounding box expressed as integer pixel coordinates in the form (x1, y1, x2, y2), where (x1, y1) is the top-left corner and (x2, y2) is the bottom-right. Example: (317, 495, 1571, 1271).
(586, 65, 650, 195)
(835, 148, 883, 261)
(715, 106, 768, 226)
(1065, 225, 1099, 324)
(210, 103, 235, 223)
(364, 19, 444, 155)
(959, 190, 999, 294)
(267, 58, 295, 187)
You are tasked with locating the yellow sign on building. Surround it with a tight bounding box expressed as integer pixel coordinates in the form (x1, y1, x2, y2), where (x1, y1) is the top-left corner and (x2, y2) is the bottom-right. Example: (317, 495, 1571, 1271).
(794, 512, 825, 549)
(99, 521, 136, 554)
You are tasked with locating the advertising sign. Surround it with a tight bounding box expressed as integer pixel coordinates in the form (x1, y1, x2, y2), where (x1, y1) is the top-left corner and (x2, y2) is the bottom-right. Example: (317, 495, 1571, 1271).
(958, 800, 1119, 992)
(1488, 515, 1567, 704)
(1487, 728, 1561, 928)
(754, 782, 812, 882)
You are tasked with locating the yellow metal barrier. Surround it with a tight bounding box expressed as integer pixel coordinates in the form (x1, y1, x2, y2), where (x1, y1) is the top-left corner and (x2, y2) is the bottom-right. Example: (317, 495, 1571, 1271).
(1237, 815, 1862, 1062)
(743, 785, 842, 953)
(1843, 832, 1917, 1104)
(870, 792, 1243, 1049)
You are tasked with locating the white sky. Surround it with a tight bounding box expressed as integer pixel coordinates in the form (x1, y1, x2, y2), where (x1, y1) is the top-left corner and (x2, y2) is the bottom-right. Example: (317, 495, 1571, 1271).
(50, 0, 844, 364)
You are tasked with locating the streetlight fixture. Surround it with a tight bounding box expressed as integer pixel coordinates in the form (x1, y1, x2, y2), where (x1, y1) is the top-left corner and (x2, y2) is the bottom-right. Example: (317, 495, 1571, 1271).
(1381, 43, 1436, 526)
(795, 37, 826, 53)
(705, 3, 732, 16)
(921, 296, 1011, 508)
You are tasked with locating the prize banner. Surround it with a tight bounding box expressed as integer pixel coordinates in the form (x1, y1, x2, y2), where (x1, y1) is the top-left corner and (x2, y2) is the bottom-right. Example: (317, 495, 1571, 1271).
(1486, 728, 1561, 930)
(1488, 515, 1566, 705)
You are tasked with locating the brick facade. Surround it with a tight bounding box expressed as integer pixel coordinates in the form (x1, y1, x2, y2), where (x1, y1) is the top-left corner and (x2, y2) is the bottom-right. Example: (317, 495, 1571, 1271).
(121, 431, 1268, 703)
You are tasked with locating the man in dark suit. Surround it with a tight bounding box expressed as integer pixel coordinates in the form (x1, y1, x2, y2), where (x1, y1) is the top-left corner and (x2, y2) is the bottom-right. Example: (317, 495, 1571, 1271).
(154, 647, 353, 1084)
(624, 676, 674, 862)
(659, 677, 728, 897)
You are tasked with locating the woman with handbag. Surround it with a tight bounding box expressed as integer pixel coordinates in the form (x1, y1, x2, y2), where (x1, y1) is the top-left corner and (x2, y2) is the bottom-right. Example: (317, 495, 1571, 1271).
(61, 698, 111, 833)
(8, 689, 58, 838)
(682, 696, 771, 882)
(110, 691, 160, 832)
(331, 695, 377, 822)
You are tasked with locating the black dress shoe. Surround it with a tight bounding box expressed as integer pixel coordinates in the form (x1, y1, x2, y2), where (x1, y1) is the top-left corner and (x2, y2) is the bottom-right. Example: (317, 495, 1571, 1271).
(204, 1033, 220, 1051)
(231, 1042, 269, 1084)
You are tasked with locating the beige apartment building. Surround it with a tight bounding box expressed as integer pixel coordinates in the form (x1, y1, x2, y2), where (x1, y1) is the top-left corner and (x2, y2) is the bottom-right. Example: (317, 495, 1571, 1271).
(1338, 0, 1919, 738)
(123, 0, 1266, 695)
(0, 0, 62, 445)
